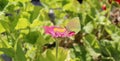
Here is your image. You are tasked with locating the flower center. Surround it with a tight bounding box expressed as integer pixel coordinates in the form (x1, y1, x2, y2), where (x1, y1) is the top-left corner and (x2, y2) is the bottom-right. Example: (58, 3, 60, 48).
(53, 27, 66, 32)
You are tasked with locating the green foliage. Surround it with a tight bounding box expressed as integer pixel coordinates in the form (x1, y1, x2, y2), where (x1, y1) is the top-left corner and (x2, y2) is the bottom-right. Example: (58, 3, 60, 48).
(0, 48, 14, 57)
(14, 41, 26, 61)
(0, 0, 120, 61)
(39, 47, 68, 61)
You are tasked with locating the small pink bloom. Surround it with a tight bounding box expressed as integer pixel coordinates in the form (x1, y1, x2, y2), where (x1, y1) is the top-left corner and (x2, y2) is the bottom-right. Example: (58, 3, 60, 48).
(102, 4, 106, 11)
(43, 26, 75, 38)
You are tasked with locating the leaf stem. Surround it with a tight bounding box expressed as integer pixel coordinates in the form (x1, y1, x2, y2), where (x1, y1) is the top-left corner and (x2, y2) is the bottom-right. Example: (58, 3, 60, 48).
(56, 38, 59, 61)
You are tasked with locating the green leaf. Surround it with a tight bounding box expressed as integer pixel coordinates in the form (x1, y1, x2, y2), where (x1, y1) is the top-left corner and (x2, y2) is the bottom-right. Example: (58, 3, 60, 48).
(98, 16, 106, 25)
(90, 7, 96, 18)
(85, 34, 99, 49)
(105, 25, 117, 35)
(36, 33, 54, 46)
(15, 18, 30, 30)
(72, 44, 92, 61)
(0, 23, 5, 33)
(0, 48, 14, 57)
(111, 33, 120, 41)
(84, 36, 101, 60)
(25, 31, 40, 44)
(29, 6, 41, 23)
(85, 15, 93, 25)
(63, 0, 80, 13)
(83, 22, 93, 33)
(17, 0, 29, 3)
(30, 19, 42, 28)
(0, 20, 10, 32)
(46, 49, 55, 61)
(0, 0, 8, 11)
(39, 47, 68, 61)
(14, 42, 26, 61)
(100, 40, 120, 60)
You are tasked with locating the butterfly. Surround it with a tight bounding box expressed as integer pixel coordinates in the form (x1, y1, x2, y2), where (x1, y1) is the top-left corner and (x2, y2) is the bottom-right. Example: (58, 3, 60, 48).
(65, 17, 84, 45)
(65, 17, 81, 33)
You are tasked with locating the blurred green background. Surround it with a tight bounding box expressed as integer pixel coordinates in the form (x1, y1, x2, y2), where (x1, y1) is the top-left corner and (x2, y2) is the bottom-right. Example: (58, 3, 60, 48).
(0, 0, 120, 61)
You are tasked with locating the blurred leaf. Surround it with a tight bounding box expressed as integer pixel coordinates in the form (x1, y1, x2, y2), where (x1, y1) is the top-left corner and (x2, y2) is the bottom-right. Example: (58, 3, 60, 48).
(99, 16, 105, 24)
(0, 48, 14, 57)
(25, 31, 40, 44)
(73, 45, 81, 52)
(85, 14, 93, 25)
(30, 19, 42, 28)
(0, 0, 120, 61)
(0, 20, 10, 32)
(100, 39, 120, 61)
(29, 6, 41, 23)
(0, 23, 5, 33)
(17, 0, 29, 3)
(90, 7, 96, 18)
(88, 0, 101, 10)
(84, 36, 101, 61)
(36, 33, 52, 46)
(21, 11, 30, 19)
(39, 47, 68, 61)
(83, 22, 93, 33)
(85, 34, 99, 49)
(0, 0, 8, 11)
(111, 33, 120, 41)
(14, 42, 26, 61)
(15, 18, 30, 30)
(72, 44, 92, 61)
(105, 25, 117, 35)
(63, 0, 80, 13)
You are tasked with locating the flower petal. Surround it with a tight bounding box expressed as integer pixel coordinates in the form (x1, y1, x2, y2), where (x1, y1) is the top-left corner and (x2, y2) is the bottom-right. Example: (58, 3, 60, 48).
(44, 26, 75, 38)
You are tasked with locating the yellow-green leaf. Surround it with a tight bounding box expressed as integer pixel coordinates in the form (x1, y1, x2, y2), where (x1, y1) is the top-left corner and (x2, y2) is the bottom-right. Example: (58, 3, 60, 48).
(15, 18, 30, 30)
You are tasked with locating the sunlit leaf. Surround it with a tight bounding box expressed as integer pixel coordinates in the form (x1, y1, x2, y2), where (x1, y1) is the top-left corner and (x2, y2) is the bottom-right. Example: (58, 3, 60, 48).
(30, 19, 41, 28)
(15, 18, 30, 30)
(39, 47, 69, 61)
(0, 23, 5, 33)
(14, 42, 26, 61)
(83, 22, 93, 33)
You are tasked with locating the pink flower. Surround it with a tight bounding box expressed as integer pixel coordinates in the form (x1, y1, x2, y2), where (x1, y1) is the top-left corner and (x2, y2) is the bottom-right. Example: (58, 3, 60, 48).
(102, 4, 106, 10)
(43, 26, 75, 38)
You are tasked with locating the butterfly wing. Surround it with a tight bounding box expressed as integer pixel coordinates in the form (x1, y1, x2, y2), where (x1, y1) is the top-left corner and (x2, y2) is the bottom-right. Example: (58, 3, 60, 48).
(66, 17, 81, 33)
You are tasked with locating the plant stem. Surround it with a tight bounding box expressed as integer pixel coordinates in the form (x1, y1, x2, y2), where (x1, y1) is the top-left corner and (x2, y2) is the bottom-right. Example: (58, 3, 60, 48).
(56, 39, 59, 61)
